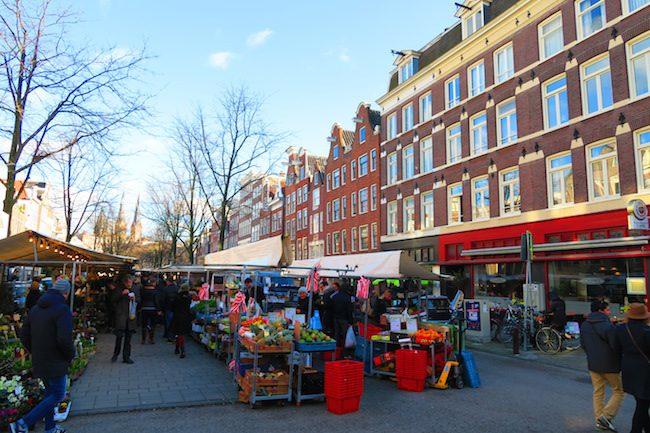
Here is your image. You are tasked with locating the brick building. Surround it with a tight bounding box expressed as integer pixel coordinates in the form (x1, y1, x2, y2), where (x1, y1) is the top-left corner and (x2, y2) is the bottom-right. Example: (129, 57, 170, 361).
(378, 0, 650, 313)
(324, 103, 382, 255)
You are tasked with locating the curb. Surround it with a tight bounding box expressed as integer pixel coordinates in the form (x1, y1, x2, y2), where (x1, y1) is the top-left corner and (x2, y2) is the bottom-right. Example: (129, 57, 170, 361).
(467, 344, 587, 374)
(70, 396, 238, 417)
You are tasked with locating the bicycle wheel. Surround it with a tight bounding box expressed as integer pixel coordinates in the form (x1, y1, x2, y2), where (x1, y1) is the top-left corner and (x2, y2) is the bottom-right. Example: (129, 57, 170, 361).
(497, 322, 514, 345)
(490, 320, 499, 341)
(535, 327, 562, 354)
(563, 334, 582, 351)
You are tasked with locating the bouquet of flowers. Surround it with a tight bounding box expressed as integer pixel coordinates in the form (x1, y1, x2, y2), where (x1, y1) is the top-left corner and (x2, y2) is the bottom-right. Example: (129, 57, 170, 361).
(0, 375, 27, 407)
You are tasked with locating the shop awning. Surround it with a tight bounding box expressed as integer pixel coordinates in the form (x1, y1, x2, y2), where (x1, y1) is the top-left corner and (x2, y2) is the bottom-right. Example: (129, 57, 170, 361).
(203, 235, 291, 268)
(460, 236, 650, 257)
(0, 230, 137, 267)
(285, 251, 439, 280)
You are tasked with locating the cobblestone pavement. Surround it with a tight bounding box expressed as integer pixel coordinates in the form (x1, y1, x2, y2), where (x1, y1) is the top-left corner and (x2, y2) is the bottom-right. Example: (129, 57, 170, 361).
(69, 332, 237, 414)
(64, 350, 636, 433)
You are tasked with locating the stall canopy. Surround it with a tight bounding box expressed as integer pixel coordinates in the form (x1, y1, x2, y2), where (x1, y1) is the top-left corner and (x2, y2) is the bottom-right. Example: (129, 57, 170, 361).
(285, 251, 439, 280)
(203, 235, 291, 268)
(0, 230, 137, 267)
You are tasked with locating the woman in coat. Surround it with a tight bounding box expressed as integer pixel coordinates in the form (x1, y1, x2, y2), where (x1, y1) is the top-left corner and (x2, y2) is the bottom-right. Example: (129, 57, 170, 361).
(25, 281, 42, 311)
(614, 303, 650, 433)
(172, 284, 192, 358)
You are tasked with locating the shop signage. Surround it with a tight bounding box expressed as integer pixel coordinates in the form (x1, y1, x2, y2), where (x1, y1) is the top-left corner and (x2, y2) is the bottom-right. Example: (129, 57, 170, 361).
(626, 277, 647, 295)
(627, 199, 649, 231)
(465, 301, 481, 331)
(581, 277, 605, 285)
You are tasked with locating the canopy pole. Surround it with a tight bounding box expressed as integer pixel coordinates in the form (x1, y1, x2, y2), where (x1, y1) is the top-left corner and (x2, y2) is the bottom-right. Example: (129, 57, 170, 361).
(307, 269, 314, 327)
(70, 261, 77, 312)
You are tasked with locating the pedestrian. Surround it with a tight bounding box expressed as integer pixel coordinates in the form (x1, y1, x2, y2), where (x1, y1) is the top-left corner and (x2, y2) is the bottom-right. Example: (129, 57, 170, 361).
(25, 280, 42, 311)
(162, 277, 179, 342)
(132, 272, 143, 326)
(614, 303, 650, 433)
(319, 280, 333, 333)
(172, 284, 192, 358)
(10, 279, 75, 433)
(243, 277, 265, 306)
(580, 300, 623, 432)
(140, 277, 160, 344)
(549, 291, 567, 333)
(296, 287, 310, 318)
(111, 274, 138, 364)
(325, 281, 354, 355)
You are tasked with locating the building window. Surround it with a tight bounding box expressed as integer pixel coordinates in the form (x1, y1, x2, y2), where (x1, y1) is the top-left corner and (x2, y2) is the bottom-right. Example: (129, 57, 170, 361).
(464, 6, 484, 38)
(371, 223, 378, 250)
(342, 196, 347, 219)
(420, 137, 433, 173)
(388, 152, 398, 184)
(403, 196, 415, 232)
(300, 166, 305, 180)
(627, 33, 650, 99)
(359, 188, 369, 214)
(448, 184, 463, 225)
(359, 154, 369, 177)
(548, 153, 574, 207)
(351, 192, 357, 216)
(341, 229, 347, 253)
(588, 142, 619, 200)
(576, 0, 606, 39)
(539, 13, 564, 60)
(303, 185, 308, 201)
(402, 103, 414, 131)
(626, 0, 649, 13)
(420, 92, 432, 123)
(497, 99, 518, 146)
(326, 202, 331, 223)
(399, 58, 419, 84)
(543, 75, 569, 129)
(333, 145, 339, 159)
(387, 113, 398, 140)
(371, 184, 377, 211)
(470, 112, 488, 155)
(326, 234, 330, 255)
(447, 124, 462, 164)
(468, 61, 485, 97)
(359, 126, 366, 143)
(403, 145, 415, 178)
(297, 187, 302, 205)
(351, 227, 358, 252)
(494, 43, 514, 84)
(500, 168, 521, 215)
(332, 232, 340, 254)
(359, 225, 369, 251)
(635, 129, 650, 191)
(445, 75, 461, 109)
(387, 201, 398, 235)
(312, 213, 320, 234)
(421, 191, 434, 229)
(351, 160, 357, 181)
(582, 55, 613, 115)
(341, 165, 346, 185)
(333, 199, 341, 221)
(370, 149, 377, 171)
(332, 169, 340, 189)
(472, 177, 490, 220)
(326, 174, 331, 192)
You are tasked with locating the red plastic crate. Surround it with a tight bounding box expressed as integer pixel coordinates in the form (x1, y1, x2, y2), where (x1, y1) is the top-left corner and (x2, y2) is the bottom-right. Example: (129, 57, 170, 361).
(396, 349, 428, 379)
(397, 377, 426, 392)
(357, 322, 383, 340)
(327, 395, 361, 414)
(321, 347, 343, 361)
(325, 360, 365, 398)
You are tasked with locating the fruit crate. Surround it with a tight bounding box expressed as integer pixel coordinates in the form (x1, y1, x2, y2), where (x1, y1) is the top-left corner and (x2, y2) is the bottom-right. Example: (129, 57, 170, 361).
(244, 370, 290, 386)
(295, 341, 336, 352)
(241, 337, 292, 353)
(326, 395, 361, 415)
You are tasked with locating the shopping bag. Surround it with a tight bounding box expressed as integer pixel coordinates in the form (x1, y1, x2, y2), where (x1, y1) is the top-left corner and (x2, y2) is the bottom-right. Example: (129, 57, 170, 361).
(345, 325, 356, 348)
(310, 311, 323, 330)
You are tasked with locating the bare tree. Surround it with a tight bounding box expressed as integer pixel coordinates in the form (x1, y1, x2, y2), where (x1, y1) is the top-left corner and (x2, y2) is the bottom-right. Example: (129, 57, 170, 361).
(146, 180, 183, 264)
(0, 0, 149, 235)
(177, 85, 285, 251)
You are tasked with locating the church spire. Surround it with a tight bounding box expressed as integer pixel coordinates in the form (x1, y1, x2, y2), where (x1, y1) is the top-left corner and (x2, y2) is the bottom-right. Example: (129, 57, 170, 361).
(130, 195, 142, 242)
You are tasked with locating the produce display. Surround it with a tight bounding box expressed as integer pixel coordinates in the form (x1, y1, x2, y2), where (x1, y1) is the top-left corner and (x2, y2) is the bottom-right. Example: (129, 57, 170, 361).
(299, 329, 333, 344)
(414, 329, 445, 345)
(239, 317, 293, 352)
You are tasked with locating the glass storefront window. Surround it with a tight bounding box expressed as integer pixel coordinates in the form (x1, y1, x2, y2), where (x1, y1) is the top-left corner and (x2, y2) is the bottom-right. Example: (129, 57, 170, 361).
(474, 263, 525, 300)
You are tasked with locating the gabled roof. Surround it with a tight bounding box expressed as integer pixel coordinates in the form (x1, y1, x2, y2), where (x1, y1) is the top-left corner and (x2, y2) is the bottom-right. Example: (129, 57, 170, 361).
(342, 130, 355, 148)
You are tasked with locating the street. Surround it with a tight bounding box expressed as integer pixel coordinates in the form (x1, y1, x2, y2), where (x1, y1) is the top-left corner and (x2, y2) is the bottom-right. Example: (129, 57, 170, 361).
(64, 350, 636, 433)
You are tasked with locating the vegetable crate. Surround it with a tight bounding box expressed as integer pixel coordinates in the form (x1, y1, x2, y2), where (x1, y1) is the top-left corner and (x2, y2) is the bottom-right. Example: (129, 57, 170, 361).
(325, 360, 364, 399)
(295, 341, 336, 352)
(241, 338, 292, 353)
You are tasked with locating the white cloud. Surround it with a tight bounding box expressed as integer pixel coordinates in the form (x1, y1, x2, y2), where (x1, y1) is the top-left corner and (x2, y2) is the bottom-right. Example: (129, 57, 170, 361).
(208, 51, 235, 69)
(247, 29, 274, 47)
(338, 48, 351, 63)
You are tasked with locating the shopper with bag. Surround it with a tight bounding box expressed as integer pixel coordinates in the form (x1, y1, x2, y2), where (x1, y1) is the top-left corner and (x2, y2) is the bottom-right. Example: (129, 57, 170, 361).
(614, 303, 650, 433)
(326, 281, 354, 356)
(111, 274, 138, 364)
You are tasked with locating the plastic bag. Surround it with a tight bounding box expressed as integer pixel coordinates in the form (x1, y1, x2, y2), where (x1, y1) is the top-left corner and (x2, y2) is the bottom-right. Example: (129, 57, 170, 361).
(345, 325, 356, 348)
(310, 310, 322, 330)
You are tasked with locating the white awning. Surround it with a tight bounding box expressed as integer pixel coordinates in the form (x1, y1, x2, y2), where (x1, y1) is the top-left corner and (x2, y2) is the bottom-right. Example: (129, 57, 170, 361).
(203, 235, 291, 268)
(284, 251, 438, 280)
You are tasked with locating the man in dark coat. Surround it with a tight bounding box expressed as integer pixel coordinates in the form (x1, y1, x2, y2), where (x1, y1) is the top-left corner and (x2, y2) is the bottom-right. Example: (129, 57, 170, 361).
(613, 303, 650, 433)
(172, 284, 192, 358)
(326, 281, 354, 351)
(10, 280, 74, 433)
(162, 277, 179, 342)
(580, 300, 623, 432)
(549, 291, 567, 332)
(111, 274, 138, 364)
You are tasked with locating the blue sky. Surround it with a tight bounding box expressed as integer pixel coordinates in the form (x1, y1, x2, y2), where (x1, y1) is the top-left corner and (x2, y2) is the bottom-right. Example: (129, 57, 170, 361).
(70, 0, 459, 231)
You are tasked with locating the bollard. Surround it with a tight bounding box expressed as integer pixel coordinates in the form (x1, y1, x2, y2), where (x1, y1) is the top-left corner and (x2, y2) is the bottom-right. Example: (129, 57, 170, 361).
(512, 326, 520, 355)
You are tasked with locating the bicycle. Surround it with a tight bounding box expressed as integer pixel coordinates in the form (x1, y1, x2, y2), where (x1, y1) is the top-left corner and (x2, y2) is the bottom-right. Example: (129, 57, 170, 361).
(534, 319, 581, 354)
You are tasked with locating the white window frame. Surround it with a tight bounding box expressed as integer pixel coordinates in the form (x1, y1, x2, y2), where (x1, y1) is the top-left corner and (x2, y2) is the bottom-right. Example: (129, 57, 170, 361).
(494, 43, 514, 84)
(538, 12, 564, 60)
(472, 176, 490, 221)
(358, 153, 369, 177)
(332, 198, 341, 222)
(421, 191, 434, 230)
(370, 149, 377, 172)
(634, 128, 650, 192)
(371, 184, 377, 211)
(499, 168, 521, 216)
(351, 191, 357, 216)
(445, 75, 461, 109)
(497, 98, 518, 146)
(387, 113, 398, 139)
(326, 234, 330, 255)
(470, 112, 488, 155)
(359, 187, 369, 214)
(341, 229, 347, 253)
(446, 123, 462, 164)
(542, 74, 569, 130)
(623, 0, 650, 14)
(463, 6, 484, 39)
(627, 32, 650, 99)
(359, 126, 367, 143)
(587, 141, 620, 200)
(312, 187, 320, 210)
(468, 60, 485, 97)
(403, 196, 415, 233)
(547, 152, 574, 207)
(342, 195, 347, 219)
(387, 201, 398, 235)
(388, 152, 398, 184)
(420, 136, 434, 173)
(333, 145, 339, 160)
(419, 92, 432, 123)
(581, 54, 613, 115)
(576, 0, 606, 40)
(351, 227, 358, 252)
(371, 223, 378, 250)
(332, 168, 340, 189)
(332, 231, 340, 254)
(326, 202, 331, 224)
(359, 225, 369, 251)
(448, 183, 463, 225)
(403, 144, 415, 179)
(351, 160, 357, 181)
(402, 103, 414, 131)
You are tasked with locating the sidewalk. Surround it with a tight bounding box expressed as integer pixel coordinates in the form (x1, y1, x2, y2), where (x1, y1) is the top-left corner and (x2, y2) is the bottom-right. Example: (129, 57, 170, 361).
(69, 332, 238, 415)
(466, 339, 587, 372)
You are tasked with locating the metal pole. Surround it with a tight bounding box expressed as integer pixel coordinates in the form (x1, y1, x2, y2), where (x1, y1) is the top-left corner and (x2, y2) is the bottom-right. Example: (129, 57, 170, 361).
(307, 269, 314, 325)
(70, 262, 77, 312)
